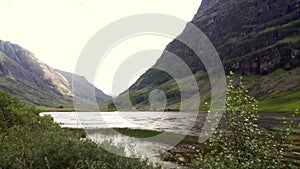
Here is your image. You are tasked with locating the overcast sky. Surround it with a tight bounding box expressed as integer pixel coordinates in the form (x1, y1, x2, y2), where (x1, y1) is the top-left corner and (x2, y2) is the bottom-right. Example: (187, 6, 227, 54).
(0, 0, 202, 95)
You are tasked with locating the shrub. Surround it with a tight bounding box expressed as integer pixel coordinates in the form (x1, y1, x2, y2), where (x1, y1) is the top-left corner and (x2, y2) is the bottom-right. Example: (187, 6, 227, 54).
(190, 72, 297, 169)
(0, 91, 40, 131)
(0, 90, 160, 169)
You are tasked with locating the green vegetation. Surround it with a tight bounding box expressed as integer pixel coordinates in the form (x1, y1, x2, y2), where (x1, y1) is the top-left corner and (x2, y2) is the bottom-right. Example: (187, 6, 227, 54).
(0, 76, 74, 108)
(38, 106, 76, 112)
(190, 73, 299, 168)
(107, 67, 299, 113)
(258, 87, 300, 112)
(242, 68, 300, 112)
(115, 128, 161, 138)
(228, 34, 300, 69)
(225, 18, 300, 61)
(0, 90, 160, 169)
(87, 128, 199, 144)
(39, 107, 101, 112)
(106, 70, 211, 111)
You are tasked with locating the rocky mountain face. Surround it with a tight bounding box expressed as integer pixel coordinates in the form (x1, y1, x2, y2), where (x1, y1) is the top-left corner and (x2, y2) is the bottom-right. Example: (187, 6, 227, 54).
(107, 0, 300, 112)
(160, 0, 300, 76)
(0, 39, 110, 107)
(191, 0, 300, 74)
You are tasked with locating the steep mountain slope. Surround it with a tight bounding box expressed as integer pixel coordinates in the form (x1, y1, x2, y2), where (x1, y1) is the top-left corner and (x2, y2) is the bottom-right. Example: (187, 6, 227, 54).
(108, 0, 300, 112)
(0, 39, 110, 107)
(56, 70, 111, 104)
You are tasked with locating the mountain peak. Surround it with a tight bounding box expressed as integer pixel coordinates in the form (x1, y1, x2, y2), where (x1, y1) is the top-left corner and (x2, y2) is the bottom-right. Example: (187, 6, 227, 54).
(199, 0, 219, 11)
(193, 0, 219, 19)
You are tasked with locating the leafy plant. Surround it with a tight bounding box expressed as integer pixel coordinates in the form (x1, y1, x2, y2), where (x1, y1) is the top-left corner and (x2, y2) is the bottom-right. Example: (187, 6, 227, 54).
(0, 90, 160, 169)
(190, 72, 298, 169)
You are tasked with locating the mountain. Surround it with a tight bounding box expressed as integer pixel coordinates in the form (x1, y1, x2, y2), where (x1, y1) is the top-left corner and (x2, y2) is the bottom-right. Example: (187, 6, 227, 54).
(107, 0, 300, 112)
(0, 39, 110, 108)
(56, 70, 111, 104)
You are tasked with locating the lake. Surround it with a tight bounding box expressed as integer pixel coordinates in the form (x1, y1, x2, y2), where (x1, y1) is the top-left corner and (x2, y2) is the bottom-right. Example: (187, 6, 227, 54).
(40, 111, 204, 163)
(40, 111, 205, 135)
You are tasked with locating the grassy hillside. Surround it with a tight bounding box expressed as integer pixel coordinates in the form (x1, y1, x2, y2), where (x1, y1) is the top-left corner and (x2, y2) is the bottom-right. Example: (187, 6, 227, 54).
(103, 67, 299, 113)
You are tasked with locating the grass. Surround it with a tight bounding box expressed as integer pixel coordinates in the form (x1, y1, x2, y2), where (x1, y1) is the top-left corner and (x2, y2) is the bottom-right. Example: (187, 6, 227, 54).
(101, 67, 300, 113)
(0, 76, 76, 108)
(39, 107, 75, 112)
(39, 107, 102, 112)
(229, 67, 300, 113)
(84, 128, 199, 145)
(258, 88, 300, 113)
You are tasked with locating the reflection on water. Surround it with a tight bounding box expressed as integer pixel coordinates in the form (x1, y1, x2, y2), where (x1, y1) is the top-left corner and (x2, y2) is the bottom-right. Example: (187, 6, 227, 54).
(40, 111, 203, 135)
(40, 111, 203, 160)
(87, 130, 173, 158)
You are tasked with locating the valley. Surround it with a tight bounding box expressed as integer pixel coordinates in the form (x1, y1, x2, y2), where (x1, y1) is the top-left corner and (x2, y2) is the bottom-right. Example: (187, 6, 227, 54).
(0, 0, 299, 168)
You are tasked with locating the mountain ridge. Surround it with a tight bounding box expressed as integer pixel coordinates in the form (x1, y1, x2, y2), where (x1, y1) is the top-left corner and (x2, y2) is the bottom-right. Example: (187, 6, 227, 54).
(0, 39, 111, 108)
(56, 69, 111, 104)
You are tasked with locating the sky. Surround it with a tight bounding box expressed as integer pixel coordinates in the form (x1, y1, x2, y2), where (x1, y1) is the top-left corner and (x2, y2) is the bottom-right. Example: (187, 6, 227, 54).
(0, 0, 202, 96)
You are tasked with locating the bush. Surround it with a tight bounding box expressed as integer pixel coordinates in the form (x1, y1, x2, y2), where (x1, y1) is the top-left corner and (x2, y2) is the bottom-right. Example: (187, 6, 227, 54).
(0, 91, 40, 131)
(190, 72, 297, 169)
(0, 90, 160, 169)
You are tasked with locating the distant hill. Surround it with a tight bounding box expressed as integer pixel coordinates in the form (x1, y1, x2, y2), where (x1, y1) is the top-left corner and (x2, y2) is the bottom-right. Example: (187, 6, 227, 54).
(0, 39, 111, 108)
(56, 70, 111, 104)
(106, 0, 300, 112)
